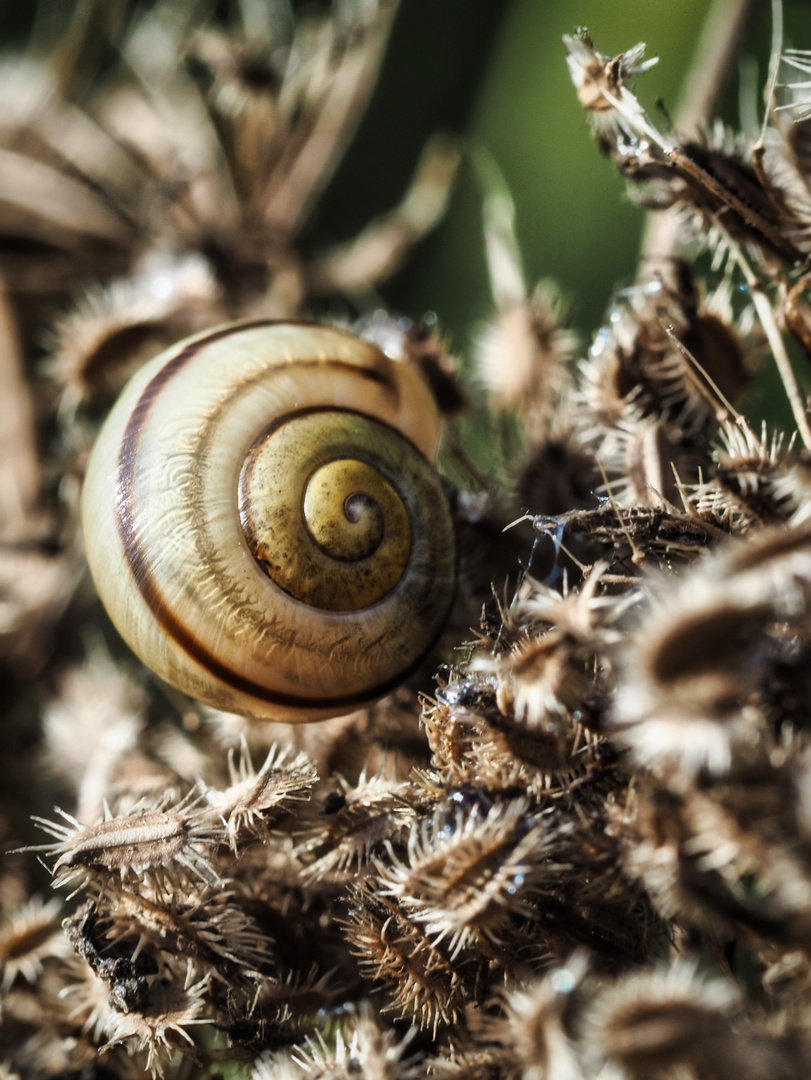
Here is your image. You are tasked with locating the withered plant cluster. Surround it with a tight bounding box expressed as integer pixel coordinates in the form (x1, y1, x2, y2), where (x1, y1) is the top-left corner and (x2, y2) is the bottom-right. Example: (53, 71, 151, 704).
(5, 1, 811, 1078)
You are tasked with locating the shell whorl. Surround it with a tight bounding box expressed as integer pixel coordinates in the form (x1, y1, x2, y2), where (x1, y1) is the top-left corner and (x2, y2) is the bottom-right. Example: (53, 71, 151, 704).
(82, 320, 456, 722)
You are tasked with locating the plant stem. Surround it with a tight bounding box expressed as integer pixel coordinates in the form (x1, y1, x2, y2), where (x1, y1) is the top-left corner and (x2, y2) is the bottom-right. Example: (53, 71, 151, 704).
(640, 0, 756, 262)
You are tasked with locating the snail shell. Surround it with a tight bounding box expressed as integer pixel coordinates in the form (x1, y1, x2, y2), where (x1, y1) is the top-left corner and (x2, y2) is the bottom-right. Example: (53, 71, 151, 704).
(82, 320, 455, 722)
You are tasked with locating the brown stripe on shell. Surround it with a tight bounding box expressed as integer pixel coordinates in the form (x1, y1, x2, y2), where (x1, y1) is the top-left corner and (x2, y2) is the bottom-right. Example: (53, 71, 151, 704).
(114, 321, 433, 712)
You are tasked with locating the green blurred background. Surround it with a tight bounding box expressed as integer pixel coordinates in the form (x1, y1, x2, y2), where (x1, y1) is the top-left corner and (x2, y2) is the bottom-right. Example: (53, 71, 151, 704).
(318, 0, 811, 370)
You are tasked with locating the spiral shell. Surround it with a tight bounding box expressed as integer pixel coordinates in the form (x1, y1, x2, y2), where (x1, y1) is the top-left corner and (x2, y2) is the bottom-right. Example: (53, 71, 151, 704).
(82, 320, 455, 722)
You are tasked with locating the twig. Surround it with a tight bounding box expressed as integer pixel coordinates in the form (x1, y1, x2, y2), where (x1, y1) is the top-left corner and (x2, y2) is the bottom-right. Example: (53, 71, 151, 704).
(641, 0, 756, 261)
(727, 232, 811, 449)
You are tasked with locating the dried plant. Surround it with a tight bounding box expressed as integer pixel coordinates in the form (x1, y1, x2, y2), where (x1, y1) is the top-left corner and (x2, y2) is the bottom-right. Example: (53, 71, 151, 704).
(8, 2, 811, 1078)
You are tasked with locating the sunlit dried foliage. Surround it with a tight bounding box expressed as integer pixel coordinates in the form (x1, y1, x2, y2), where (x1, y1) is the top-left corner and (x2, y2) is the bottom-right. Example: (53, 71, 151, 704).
(296, 765, 420, 884)
(8, 1, 811, 1078)
(253, 1006, 413, 1080)
(0, 896, 66, 991)
(341, 880, 478, 1035)
(31, 790, 225, 893)
(204, 740, 317, 854)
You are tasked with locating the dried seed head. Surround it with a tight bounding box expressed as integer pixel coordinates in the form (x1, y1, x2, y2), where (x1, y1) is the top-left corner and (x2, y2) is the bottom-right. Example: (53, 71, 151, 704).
(421, 688, 486, 781)
(47, 256, 221, 413)
(266, 1007, 413, 1080)
(422, 1046, 524, 1080)
(567, 31, 811, 270)
(615, 741, 811, 947)
(778, 49, 811, 124)
(58, 952, 120, 1044)
(0, 896, 66, 992)
(614, 613, 770, 777)
(251, 1054, 304, 1080)
(760, 55, 811, 250)
(97, 885, 273, 989)
(689, 420, 801, 531)
(469, 570, 624, 762)
(424, 649, 609, 798)
(476, 285, 576, 428)
(298, 768, 418, 884)
(563, 33, 658, 149)
(687, 784, 811, 944)
(578, 267, 748, 477)
(355, 314, 465, 417)
(487, 627, 599, 735)
(500, 955, 589, 1080)
(507, 567, 630, 643)
(375, 800, 549, 957)
(613, 523, 811, 775)
(516, 427, 601, 522)
(201, 705, 361, 785)
(526, 500, 728, 572)
(31, 791, 224, 892)
(99, 975, 211, 1079)
(609, 774, 693, 920)
(204, 740, 317, 853)
(341, 883, 472, 1036)
(677, 126, 804, 263)
(583, 963, 737, 1077)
